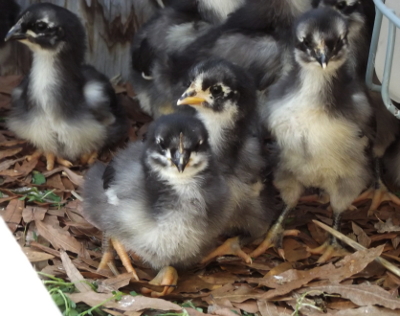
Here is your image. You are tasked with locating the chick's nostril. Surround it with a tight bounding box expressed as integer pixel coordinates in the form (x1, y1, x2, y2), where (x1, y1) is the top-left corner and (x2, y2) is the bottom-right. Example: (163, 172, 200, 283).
(181, 90, 196, 99)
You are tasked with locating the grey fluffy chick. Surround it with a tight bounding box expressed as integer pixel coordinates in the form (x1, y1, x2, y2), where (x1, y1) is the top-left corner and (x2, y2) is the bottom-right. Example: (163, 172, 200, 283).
(255, 8, 375, 262)
(131, 0, 245, 118)
(5, 3, 128, 170)
(135, 0, 311, 119)
(313, 0, 400, 213)
(83, 113, 231, 297)
(177, 59, 278, 263)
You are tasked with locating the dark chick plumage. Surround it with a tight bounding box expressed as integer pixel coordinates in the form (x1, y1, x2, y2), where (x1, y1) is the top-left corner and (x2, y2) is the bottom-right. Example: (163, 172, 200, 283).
(83, 113, 231, 270)
(141, 0, 313, 119)
(5, 3, 128, 169)
(131, 0, 245, 118)
(312, 1, 400, 212)
(177, 59, 278, 259)
(258, 7, 374, 260)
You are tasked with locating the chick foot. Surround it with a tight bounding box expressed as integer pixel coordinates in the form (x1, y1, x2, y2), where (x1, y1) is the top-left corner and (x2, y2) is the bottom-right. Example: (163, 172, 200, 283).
(80, 151, 98, 165)
(44, 153, 73, 170)
(141, 266, 178, 297)
(353, 181, 400, 216)
(201, 236, 252, 264)
(26, 150, 43, 162)
(111, 238, 139, 281)
(250, 227, 300, 259)
(307, 240, 348, 263)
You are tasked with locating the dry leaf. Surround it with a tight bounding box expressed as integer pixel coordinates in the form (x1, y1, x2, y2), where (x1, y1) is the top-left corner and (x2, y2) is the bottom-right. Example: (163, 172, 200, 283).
(264, 262, 293, 277)
(324, 306, 400, 315)
(0, 146, 23, 160)
(47, 174, 65, 190)
(22, 206, 47, 223)
(375, 218, 400, 233)
(300, 284, 400, 310)
(0, 139, 26, 147)
(68, 292, 182, 312)
(257, 301, 292, 316)
(233, 301, 259, 314)
(35, 215, 89, 257)
(60, 250, 92, 293)
(206, 283, 264, 303)
(352, 222, 371, 247)
(97, 273, 132, 293)
(1, 199, 24, 232)
(257, 246, 383, 299)
(22, 247, 54, 263)
(0, 157, 25, 172)
(282, 238, 310, 262)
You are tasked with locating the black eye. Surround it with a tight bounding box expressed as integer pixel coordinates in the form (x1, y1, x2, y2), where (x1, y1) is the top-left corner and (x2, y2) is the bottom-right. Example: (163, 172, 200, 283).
(194, 140, 203, 152)
(210, 85, 223, 97)
(302, 37, 311, 47)
(156, 138, 166, 150)
(336, 1, 347, 10)
(36, 22, 47, 31)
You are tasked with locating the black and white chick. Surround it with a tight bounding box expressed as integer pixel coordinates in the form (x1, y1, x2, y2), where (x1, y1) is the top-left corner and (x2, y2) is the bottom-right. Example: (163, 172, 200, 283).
(5, 3, 128, 170)
(137, 0, 312, 119)
(312, 0, 400, 213)
(176, 59, 278, 263)
(131, 0, 245, 118)
(255, 7, 375, 262)
(311, 0, 374, 77)
(0, 0, 20, 74)
(83, 113, 231, 297)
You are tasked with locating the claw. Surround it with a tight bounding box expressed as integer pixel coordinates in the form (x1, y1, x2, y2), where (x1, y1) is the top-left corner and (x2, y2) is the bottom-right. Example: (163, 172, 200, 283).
(201, 236, 252, 264)
(250, 228, 300, 259)
(80, 151, 98, 165)
(353, 182, 400, 216)
(26, 150, 42, 162)
(45, 153, 55, 171)
(307, 240, 348, 263)
(141, 266, 178, 297)
(56, 156, 73, 168)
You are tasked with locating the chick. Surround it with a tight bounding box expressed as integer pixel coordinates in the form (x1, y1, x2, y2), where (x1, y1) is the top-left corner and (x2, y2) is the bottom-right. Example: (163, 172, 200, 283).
(83, 113, 231, 297)
(313, 0, 400, 213)
(133, 0, 312, 119)
(254, 8, 374, 262)
(131, 0, 245, 118)
(177, 59, 278, 263)
(5, 3, 128, 170)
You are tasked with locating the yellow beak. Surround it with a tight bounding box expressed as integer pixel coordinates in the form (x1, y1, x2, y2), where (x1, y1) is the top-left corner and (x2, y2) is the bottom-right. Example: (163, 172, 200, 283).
(177, 96, 206, 106)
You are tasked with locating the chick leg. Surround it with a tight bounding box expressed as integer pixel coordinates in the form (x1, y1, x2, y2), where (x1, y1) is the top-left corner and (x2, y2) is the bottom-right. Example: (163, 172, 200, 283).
(56, 156, 73, 168)
(80, 151, 98, 165)
(111, 238, 139, 281)
(251, 171, 303, 259)
(353, 158, 400, 215)
(201, 236, 252, 264)
(250, 205, 298, 259)
(308, 179, 360, 262)
(307, 212, 348, 262)
(97, 237, 115, 271)
(141, 266, 178, 297)
(26, 150, 43, 161)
